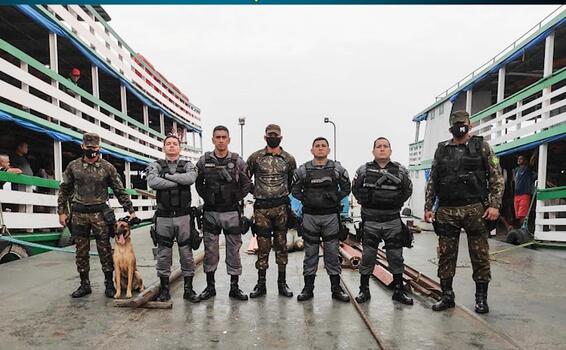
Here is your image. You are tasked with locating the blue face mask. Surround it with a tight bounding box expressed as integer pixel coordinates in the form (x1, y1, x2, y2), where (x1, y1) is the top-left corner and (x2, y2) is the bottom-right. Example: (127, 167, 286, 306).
(449, 123, 469, 138)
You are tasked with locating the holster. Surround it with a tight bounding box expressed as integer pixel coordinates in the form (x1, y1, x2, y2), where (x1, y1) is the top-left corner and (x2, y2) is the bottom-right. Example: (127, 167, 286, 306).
(189, 207, 203, 250)
(286, 204, 297, 229)
(338, 215, 349, 242)
(101, 206, 117, 238)
(150, 212, 158, 247)
(400, 220, 414, 248)
(484, 219, 497, 233)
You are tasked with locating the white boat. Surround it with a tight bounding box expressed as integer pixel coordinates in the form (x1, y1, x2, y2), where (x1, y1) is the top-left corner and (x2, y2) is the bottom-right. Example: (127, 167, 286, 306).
(407, 6, 566, 243)
(0, 5, 203, 260)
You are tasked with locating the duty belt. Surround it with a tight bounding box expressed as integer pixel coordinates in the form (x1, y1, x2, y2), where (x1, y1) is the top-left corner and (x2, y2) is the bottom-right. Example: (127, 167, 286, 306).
(366, 213, 401, 223)
(156, 208, 190, 218)
(71, 203, 108, 213)
(254, 196, 288, 209)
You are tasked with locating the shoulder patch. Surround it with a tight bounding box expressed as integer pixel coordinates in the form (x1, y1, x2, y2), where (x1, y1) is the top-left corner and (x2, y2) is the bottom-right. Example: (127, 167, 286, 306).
(489, 154, 500, 166)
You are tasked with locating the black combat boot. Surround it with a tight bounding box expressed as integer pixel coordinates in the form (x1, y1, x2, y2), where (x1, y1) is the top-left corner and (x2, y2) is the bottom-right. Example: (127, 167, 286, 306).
(297, 275, 315, 301)
(277, 268, 293, 298)
(71, 272, 92, 298)
(183, 276, 200, 303)
(330, 275, 350, 302)
(156, 276, 171, 302)
(392, 274, 413, 305)
(198, 272, 216, 301)
(104, 271, 116, 298)
(474, 282, 489, 314)
(229, 275, 248, 301)
(432, 278, 456, 311)
(355, 274, 371, 304)
(250, 270, 267, 298)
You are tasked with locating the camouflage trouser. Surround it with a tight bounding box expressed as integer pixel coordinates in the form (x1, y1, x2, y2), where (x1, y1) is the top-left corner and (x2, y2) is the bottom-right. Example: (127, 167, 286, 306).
(72, 212, 113, 274)
(435, 203, 491, 282)
(254, 204, 288, 271)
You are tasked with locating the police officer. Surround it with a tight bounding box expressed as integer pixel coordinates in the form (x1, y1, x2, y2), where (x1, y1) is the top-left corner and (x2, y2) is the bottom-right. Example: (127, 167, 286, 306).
(352, 137, 413, 305)
(146, 135, 199, 303)
(58, 133, 136, 298)
(246, 124, 296, 298)
(195, 125, 252, 301)
(424, 110, 504, 314)
(291, 137, 351, 302)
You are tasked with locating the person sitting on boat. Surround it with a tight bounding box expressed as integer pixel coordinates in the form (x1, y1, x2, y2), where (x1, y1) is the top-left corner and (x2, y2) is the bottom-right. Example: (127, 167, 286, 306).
(10, 141, 33, 176)
(57, 132, 137, 299)
(0, 153, 23, 188)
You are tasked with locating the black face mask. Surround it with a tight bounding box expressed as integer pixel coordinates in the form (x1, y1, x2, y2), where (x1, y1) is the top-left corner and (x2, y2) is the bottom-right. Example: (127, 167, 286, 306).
(449, 123, 469, 138)
(266, 136, 281, 148)
(83, 149, 99, 159)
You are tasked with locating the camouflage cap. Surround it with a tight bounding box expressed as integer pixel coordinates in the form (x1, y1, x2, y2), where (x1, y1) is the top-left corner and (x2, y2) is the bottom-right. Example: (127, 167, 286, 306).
(449, 110, 470, 126)
(82, 132, 100, 147)
(265, 124, 281, 136)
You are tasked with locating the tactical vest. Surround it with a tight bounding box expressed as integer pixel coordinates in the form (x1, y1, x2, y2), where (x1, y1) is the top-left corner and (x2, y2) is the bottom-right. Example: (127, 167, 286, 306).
(362, 162, 405, 210)
(202, 152, 241, 212)
(155, 159, 192, 211)
(434, 136, 488, 207)
(302, 161, 340, 215)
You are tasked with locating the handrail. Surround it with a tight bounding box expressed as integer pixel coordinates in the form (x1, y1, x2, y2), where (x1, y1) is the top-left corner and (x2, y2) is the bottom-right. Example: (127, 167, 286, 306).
(434, 5, 565, 101)
(537, 186, 566, 201)
(0, 101, 154, 164)
(0, 171, 143, 196)
(32, 5, 202, 133)
(0, 38, 166, 141)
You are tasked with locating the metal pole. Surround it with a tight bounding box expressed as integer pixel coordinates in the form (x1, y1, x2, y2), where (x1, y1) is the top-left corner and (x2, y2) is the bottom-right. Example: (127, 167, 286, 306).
(332, 121, 336, 160)
(238, 117, 246, 157)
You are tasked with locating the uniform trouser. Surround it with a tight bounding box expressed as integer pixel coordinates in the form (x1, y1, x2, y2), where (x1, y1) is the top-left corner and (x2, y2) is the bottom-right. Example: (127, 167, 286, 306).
(435, 203, 491, 282)
(155, 214, 195, 278)
(359, 218, 405, 276)
(203, 211, 243, 275)
(301, 213, 341, 276)
(72, 212, 113, 274)
(254, 204, 288, 271)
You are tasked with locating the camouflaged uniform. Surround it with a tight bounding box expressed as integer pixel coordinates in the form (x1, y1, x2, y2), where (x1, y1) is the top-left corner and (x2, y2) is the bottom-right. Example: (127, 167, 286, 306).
(58, 157, 134, 274)
(247, 147, 297, 271)
(425, 137, 504, 282)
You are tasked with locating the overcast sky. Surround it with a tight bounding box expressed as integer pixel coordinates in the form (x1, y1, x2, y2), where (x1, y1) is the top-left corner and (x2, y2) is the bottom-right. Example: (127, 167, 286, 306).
(106, 5, 558, 174)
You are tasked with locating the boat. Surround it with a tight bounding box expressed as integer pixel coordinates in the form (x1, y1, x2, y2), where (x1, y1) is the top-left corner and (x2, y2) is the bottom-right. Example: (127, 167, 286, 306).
(0, 5, 203, 262)
(406, 6, 566, 244)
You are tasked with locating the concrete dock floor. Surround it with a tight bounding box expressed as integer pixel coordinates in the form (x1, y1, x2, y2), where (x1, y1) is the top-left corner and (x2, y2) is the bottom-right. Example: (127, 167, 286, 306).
(1, 227, 565, 350)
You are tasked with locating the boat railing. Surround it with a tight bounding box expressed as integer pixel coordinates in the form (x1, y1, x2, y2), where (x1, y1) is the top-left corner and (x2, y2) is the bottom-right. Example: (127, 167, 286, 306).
(536, 186, 566, 242)
(470, 66, 566, 154)
(0, 171, 156, 232)
(434, 5, 565, 102)
(40, 5, 201, 127)
(0, 37, 166, 163)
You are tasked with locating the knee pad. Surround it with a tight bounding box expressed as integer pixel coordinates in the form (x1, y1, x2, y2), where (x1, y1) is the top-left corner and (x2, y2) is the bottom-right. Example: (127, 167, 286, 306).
(156, 234, 174, 248)
(363, 231, 380, 249)
(302, 228, 321, 244)
(203, 217, 222, 235)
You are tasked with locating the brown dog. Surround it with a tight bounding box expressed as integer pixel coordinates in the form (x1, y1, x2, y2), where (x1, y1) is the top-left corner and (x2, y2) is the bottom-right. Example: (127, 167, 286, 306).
(113, 220, 144, 299)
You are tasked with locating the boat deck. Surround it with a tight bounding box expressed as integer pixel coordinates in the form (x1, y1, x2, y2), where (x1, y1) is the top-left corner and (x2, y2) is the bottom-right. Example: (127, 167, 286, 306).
(1, 227, 565, 350)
